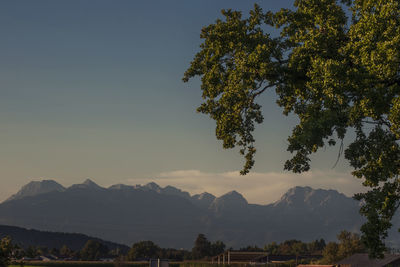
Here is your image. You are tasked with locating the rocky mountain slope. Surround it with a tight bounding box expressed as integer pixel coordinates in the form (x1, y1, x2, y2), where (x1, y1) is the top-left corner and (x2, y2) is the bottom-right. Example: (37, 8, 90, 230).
(6, 180, 65, 202)
(0, 179, 386, 249)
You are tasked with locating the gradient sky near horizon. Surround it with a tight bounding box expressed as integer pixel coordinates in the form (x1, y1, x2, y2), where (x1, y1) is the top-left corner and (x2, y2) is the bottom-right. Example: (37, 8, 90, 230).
(0, 0, 364, 204)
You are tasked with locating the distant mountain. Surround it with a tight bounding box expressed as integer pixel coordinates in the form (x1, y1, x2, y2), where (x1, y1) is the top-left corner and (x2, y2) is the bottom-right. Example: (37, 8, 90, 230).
(0, 179, 395, 249)
(69, 179, 105, 191)
(0, 180, 206, 248)
(264, 186, 365, 244)
(209, 191, 248, 215)
(191, 192, 215, 210)
(6, 180, 65, 202)
(109, 183, 192, 199)
(162, 185, 191, 200)
(274, 186, 353, 208)
(140, 182, 162, 192)
(0, 224, 129, 252)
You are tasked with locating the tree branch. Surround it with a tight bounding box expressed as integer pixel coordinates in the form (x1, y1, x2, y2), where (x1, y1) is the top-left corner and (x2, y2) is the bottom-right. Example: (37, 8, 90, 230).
(252, 82, 280, 98)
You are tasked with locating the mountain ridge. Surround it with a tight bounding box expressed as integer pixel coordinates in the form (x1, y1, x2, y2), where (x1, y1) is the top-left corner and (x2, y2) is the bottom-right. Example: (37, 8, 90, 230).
(4, 179, 357, 207)
(0, 179, 393, 249)
(6, 180, 66, 202)
(5, 179, 215, 206)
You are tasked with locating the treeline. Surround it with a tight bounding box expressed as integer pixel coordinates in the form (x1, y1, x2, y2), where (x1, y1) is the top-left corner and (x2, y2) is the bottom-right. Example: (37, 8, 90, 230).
(240, 238, 326, 255)
(0, 234, 225, 263)
(0, 230, 368, 265)
(238, 230, 366, 264)
(126, 234, 225, 261)
(0, 239, 124, 261)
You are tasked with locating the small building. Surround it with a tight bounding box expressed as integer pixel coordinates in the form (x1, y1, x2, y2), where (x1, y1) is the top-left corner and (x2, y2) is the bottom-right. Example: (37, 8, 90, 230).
(212, 251, 321, 264)
(336, 253, 400, 267)
(212, 251, 268, 264)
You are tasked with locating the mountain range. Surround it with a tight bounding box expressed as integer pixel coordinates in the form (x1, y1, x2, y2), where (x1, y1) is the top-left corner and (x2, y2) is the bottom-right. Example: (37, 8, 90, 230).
(0, 179, 399, 249)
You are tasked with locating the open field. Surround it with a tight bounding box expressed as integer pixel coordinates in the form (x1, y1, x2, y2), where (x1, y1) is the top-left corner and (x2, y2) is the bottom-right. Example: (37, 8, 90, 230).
(9, 262, 300, 267)
(9, 262, 148, 267)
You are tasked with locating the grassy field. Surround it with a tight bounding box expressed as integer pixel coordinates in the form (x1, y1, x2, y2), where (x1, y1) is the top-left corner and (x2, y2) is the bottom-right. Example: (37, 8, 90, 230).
(9, 262, 148, 267)
(9, 261, 300, 267)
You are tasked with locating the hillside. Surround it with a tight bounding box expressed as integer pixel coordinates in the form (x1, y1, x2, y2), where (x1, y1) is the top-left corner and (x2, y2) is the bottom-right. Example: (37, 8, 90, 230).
(0, 224, 129, 252)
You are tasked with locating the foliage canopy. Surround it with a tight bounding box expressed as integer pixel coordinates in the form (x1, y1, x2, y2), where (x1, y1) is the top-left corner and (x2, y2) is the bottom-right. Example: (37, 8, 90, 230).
(191, 234, 226, 260)
(320, 230, 364, 264)
(184, 0, 400, 258)
(80, 240, 109, 261)
(0, 237, 12, 267)
(127, 241, 161, 260)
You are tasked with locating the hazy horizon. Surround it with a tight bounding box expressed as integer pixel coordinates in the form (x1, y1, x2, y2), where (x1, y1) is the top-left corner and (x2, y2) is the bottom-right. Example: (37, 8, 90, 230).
(3, 170, 364, 205)
(0, 1, 360, 205)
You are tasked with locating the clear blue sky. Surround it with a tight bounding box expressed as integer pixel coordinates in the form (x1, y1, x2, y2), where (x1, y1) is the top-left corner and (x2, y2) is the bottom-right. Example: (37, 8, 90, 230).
(0, 0, 360, 203)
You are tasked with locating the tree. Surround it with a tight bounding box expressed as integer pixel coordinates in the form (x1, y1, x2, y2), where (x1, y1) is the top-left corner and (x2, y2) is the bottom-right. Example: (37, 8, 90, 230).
(25, 246, 39, 258)
(184, 0, 400, 258)
(336, 230, 364, 259)
(307, 239, 326, 254)
(239, 245, 263, 252)
(60, 245, 73, 258)
(292, 241, 307, 256)
(0, 237, 12, 267)
(36, 246, 48, 256)
(159, 248, 191, 261)
(320, 230, 365, 264)
(80, 240, 109, 261)
(264, 242, 279, 255)
(127, 241, 160, 261)
(192, 234, 211, 260)
(210, 240, 225, 256)
(50, 247, 59, 257)
(12, 244, 24, 260)
(321, 242, 339, 264)
(277, 240, 305, 255)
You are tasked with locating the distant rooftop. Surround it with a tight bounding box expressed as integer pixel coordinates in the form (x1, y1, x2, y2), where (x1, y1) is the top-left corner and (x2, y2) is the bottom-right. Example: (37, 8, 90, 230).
(336, 253, 400, 267)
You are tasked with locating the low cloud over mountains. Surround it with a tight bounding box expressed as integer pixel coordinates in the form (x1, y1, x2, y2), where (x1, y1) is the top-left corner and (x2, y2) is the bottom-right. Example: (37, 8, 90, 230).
(153, 169, 365, 204)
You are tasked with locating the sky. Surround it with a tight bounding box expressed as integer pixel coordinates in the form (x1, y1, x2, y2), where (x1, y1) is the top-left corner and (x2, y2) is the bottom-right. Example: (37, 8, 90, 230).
(0, 0, 364, 204)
